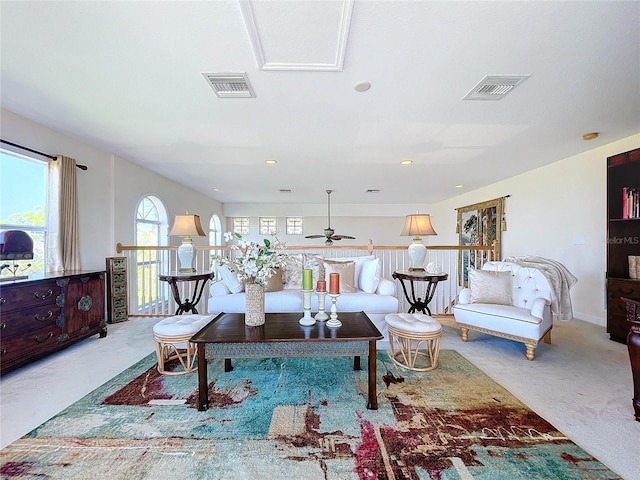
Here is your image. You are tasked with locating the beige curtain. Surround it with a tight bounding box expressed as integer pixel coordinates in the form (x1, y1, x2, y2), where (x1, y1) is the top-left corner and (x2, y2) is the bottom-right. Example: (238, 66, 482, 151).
(47, 155, 81, 271)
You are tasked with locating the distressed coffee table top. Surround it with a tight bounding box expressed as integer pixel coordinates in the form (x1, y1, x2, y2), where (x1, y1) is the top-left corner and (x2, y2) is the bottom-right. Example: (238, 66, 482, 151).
(191, 311, 383, 344)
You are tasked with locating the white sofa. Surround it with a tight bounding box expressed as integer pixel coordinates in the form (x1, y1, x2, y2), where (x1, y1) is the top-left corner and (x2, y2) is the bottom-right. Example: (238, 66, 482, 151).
(452, 261, 553, 360)
(208, 254, 399, 346)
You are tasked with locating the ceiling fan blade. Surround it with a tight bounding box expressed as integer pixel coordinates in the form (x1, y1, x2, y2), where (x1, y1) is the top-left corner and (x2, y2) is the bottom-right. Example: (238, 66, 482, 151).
(332, 235, 356, 240)
(305, 235, 325, 239)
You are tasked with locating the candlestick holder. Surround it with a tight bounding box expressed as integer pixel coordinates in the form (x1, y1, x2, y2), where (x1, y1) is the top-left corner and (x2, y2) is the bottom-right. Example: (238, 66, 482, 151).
(299, 289, 316, 326)
(315, 291, 329, 321)
(326, 293, 341, 327)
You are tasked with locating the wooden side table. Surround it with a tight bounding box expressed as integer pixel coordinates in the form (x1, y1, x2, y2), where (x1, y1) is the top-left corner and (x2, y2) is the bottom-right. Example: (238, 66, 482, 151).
(392, 269, 448, 315)
(622, 297, 640, 422)
(159, 271, 214, 315)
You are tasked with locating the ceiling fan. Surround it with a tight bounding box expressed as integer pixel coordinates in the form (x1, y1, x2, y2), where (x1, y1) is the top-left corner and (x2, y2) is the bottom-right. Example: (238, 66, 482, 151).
(305, 190, 356, 246)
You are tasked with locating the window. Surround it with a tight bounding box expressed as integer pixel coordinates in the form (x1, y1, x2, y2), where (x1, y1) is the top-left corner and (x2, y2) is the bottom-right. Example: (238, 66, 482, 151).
(233, 217, 249, 235)
(259, 217, 277, 236)
(135, 195, 168, 312)
(286, 217, 303, 235)
(0, 149, 47, 276)
(209, 214, 222, 246)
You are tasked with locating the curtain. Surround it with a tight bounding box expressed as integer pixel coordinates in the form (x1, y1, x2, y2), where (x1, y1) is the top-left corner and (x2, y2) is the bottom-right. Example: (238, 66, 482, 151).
(47, 155, 81, 271)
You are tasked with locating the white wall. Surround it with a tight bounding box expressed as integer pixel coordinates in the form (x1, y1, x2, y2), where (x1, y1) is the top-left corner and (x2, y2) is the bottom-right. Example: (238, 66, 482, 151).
(1, 108, 223, 270)
(432, 134, 640, 325)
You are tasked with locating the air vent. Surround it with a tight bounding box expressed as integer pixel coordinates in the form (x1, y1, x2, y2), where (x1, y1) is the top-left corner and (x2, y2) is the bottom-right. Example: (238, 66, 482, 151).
(203, 73, 256, 98)
(365, 189, 381, 193)
(279, 189, 293, 193)
(463, 74, 530, 101)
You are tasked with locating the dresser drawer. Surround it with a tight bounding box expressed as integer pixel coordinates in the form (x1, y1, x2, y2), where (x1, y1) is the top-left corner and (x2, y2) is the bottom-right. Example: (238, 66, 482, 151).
(0, 323, 64, 362)
(607, 279, 640, 299)
(0, 280, 63, 314)
(1, 305, 64, 339)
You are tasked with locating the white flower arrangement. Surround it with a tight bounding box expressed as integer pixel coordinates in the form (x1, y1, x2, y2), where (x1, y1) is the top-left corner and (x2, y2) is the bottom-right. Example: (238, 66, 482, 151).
(218, 232, 287, 286)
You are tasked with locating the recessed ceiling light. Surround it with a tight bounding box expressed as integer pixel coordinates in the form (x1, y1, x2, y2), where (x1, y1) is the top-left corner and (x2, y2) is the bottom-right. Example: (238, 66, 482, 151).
(265, 159, 277, 164)
(212, 187, 220, 191)
(582, 132, 599, 141)
(400, 160, 413, 165)
(455, 184, 464, 189)
(354, 81, 371, 92)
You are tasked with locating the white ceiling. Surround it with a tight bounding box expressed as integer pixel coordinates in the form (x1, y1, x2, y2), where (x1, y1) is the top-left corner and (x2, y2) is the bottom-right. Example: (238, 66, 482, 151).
(1, 0, 639, 206)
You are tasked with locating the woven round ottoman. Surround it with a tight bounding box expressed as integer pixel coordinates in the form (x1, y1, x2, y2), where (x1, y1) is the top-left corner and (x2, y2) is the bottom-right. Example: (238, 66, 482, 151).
(153, 314, 213, 375)
(385, 313, 442, 371)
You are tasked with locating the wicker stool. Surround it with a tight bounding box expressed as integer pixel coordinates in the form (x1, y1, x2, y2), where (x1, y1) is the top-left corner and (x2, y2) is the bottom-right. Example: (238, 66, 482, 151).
(385, 313, 442, 371)
(153, 314, 213, 375)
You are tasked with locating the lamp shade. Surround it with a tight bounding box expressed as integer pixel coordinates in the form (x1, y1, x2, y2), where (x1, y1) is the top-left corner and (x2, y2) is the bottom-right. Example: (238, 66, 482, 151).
(400, 214, 437, 271)
(400, 214, 437, 237)
(169, 215, 206, 273)
(169, 215, 206, 238)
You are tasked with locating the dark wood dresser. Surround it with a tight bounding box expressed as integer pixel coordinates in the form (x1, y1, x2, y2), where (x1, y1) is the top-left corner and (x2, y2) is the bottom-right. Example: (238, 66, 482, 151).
(0, 270, 107, 375)
(622, 297, 640, 422)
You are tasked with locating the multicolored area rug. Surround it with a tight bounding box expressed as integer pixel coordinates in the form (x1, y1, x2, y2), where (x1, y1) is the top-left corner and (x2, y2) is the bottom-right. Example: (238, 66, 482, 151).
(0, 350, 620, 479)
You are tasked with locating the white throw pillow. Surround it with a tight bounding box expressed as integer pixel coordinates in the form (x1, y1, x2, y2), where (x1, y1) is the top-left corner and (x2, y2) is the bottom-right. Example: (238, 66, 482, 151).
(376, 277, 396, 296)
(303, 253, 326, 286)
(218, 264, 244, 294)
(469, 269, 512, 305)
(359, 257, 381, 293)
(324, 260, 356, 293)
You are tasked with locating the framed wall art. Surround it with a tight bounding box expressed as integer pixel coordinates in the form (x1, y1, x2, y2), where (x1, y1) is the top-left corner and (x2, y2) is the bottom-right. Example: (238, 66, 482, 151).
(457, 196, 505, 285)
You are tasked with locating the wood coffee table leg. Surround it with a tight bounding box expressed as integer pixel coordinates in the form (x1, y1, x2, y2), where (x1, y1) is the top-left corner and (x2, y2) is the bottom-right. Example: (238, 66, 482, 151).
(367, 340, 378, 410)
(197, 344, 208, 411)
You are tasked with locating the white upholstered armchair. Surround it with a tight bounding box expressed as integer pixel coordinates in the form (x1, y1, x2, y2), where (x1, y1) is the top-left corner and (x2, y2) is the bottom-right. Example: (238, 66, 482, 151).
(453, 261, 554, 360)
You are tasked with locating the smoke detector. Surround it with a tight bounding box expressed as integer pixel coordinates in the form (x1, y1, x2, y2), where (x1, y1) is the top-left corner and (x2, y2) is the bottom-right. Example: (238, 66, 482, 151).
(203, 73, 256, 98)
(463, 74, 530, 101)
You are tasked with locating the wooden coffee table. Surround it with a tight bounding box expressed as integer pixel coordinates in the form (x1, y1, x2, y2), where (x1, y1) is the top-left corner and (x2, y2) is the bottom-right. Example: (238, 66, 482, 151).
(191, 312, 383, 411)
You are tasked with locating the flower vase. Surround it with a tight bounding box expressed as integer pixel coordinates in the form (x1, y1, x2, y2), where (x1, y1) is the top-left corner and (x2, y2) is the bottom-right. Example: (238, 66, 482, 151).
(245, 283, 266, 326)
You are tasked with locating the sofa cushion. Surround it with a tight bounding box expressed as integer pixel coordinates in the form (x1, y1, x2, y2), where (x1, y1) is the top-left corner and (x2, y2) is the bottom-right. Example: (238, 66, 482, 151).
(329, 255, 374, 285)
(469, 269, 512, 305)
(304, 253, 325, 286)
(324, 260, 356, 293)
(282, 254, 304, 289)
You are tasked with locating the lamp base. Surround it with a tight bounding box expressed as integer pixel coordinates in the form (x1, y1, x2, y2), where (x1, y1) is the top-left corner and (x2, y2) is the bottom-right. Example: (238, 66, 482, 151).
(177, 239, 196, 272)
(407, 237, 427, 271)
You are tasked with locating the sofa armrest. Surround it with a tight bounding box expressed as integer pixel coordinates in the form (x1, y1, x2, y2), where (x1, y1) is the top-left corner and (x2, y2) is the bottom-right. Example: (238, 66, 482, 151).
(458, 288, 471, 304)
(376, 277, 396, 296)
(210, 280, 230, 296)
(530, 297, 550, 319)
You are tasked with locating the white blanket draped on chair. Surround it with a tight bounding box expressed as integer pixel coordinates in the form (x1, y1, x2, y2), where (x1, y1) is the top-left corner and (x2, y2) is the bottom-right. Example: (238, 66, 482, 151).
(503, 255, 578, 321)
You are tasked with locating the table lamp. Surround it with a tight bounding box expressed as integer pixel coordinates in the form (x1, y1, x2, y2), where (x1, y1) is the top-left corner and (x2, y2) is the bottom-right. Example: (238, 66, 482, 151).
(400, 213, 437, 271)
(169, 214, 206, 272)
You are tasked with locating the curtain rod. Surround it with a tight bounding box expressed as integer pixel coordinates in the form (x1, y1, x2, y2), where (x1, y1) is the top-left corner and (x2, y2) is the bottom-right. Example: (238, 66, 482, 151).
(0, 139, 88, 170)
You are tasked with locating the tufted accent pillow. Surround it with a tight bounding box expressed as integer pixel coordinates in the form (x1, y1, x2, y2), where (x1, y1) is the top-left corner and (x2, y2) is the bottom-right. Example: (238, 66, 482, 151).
(469, 269, 513, 305)
(324, 260, 356, 293)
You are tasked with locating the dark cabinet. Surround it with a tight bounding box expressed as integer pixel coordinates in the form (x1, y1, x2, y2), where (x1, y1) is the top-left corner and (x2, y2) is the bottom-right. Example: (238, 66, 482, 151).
(106, 257, 128, 323)
(606, 148, 640, 343)
(0, 270, 107, 374)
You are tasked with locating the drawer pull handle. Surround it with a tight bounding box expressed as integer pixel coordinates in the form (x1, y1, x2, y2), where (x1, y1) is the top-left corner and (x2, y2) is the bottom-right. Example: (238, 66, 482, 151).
(0, 298, 5, 304)
(0, 323, 5, 329)
(34, 311, 53, 321)
(619, 288, 634, 295)
(1, 348, 5, 355)
(34, 289, 53, 300)
(35, 332, 54, 343)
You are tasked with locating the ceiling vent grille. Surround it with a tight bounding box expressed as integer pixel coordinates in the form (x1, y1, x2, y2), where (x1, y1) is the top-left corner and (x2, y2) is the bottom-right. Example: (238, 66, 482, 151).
(203, 73, 256, 98)
(463, 74, 530, 101)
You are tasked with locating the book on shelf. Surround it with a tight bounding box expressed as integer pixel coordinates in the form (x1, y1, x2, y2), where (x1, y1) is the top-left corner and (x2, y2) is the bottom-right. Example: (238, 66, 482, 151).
(630, 255, 640, 280)
(622, 186, 639, 219)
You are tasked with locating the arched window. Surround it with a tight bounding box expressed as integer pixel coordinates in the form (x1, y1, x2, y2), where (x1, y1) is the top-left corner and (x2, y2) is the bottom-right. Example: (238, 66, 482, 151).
(134, 195, 168, 312)
(209, 214, 222, 246)
(136, 195, 168, 246)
